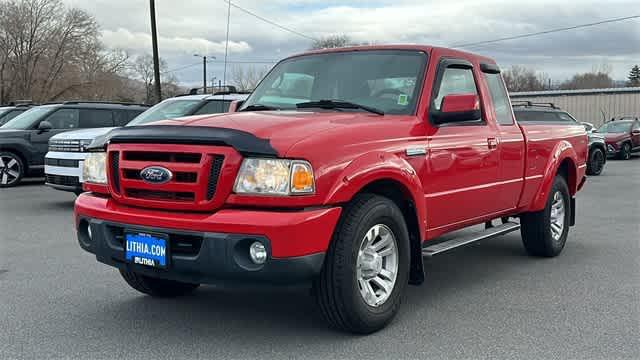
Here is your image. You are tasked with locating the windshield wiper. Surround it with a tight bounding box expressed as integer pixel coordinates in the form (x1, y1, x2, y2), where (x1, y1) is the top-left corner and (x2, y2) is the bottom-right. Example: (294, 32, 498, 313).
(240, 104, 279, 112)
(296, 100, 384, 115)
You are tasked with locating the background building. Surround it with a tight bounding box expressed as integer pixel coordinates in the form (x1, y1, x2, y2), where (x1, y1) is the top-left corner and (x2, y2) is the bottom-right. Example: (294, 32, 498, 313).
(510, 87, 640, 126)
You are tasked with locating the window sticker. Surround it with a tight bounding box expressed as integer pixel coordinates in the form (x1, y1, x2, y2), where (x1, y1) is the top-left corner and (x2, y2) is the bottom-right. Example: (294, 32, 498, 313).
(397, 94, 409, 106)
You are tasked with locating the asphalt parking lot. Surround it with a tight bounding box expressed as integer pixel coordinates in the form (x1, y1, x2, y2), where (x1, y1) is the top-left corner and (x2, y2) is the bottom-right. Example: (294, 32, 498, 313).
(1, 157, 638, 360)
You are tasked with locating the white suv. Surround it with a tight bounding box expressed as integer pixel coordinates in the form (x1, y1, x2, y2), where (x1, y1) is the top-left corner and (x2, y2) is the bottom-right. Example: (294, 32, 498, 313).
(45, 93, 249, 194)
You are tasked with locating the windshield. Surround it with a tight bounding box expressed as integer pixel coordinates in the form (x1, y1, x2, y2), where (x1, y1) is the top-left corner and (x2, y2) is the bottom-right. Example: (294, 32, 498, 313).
(241, 50, 428, 115)
(126, 99, 202, 126)
(0, 106, 54, 130)
(598, 122, 632, 133)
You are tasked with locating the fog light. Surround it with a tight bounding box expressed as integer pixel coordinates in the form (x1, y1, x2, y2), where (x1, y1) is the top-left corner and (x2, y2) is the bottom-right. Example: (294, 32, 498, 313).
(249, 242, 267, 264)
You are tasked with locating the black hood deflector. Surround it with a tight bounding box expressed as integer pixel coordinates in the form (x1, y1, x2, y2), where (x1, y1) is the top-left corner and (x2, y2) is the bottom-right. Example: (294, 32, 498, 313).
(88, 125, 278, 157)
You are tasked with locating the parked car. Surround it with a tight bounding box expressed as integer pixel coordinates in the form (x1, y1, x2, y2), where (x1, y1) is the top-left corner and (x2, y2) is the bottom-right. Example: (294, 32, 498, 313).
(45, 93, 249, 194)
(0, 101, 148, 187)
(75, 45, 587, 334)
(0, 104, 33, 125)
(597, 117, 640, 160)
(512, 103, 605, 175)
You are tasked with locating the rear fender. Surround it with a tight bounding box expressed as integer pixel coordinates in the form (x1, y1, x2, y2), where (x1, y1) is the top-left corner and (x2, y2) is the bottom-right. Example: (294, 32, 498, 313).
(530, 141, 578, 211)
(324, 151, 426, 237)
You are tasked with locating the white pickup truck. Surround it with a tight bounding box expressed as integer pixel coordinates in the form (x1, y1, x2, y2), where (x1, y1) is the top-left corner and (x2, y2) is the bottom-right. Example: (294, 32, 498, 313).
(45, 93, 249, 194)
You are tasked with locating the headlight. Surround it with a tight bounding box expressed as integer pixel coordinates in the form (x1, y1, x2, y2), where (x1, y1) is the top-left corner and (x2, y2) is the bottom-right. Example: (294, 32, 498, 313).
(234, 158, 315, 195)
(83, 152, 107, 184)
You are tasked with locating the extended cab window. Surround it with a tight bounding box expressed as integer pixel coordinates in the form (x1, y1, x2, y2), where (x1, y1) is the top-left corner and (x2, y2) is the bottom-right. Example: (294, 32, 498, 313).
(79, 109, 113, 128)
(483, 73, 514, 125)
(114, 110, 145, 126)
(433, 67, 478, 111)
(194, 100, 232, 115)
(242, 50, 427, 115)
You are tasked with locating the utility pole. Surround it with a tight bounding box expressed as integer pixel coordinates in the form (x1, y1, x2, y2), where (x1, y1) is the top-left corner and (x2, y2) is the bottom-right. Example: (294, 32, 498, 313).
(203, 56, 207, 94)
(194, 55, 215, 94)
(149, 0, 162, 103)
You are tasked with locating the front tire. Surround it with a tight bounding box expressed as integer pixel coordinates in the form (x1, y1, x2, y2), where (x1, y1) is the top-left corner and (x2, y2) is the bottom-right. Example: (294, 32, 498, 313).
(520, 175, 571, 257)
(586, 147, 605, 175)
(0, 152, 25, 188)
(618, 142, 631, 160)
(313, 194, 410, 334)
(119, 270, 200, 297)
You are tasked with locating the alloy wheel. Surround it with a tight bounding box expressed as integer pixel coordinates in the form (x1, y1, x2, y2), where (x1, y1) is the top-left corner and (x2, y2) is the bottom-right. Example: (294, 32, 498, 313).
(0, 154, 22, 186)
(549, 191, 565, 241)
(356, 224, 399, 307)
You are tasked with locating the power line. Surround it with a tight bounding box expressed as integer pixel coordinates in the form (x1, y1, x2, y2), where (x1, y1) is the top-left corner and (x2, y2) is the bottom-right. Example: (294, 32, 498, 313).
(451, 15, 640, 49)
(163, 60, 278, 75)
(162, 62, 202, 74)
(224, 0, 317, 41)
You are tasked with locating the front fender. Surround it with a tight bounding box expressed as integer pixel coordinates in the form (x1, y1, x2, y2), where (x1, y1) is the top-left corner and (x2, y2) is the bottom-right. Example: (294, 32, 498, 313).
(530, 140, 579, 211)
(0, 139, 33, 162)
(324, 151, 426, 235)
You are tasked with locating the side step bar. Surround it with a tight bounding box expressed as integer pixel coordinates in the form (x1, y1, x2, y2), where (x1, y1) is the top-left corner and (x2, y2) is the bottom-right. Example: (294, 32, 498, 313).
(422, 221, 521, 257)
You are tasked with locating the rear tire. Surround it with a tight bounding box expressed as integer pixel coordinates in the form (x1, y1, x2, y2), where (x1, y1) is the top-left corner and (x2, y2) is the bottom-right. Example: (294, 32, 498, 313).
(119, 270, 200, 297)
(520, 176, 571, 257)
(0, 152, 25, 188)
(313, 194, 410, 334)
(586, 147, 605, 175)
(618, 142, 631, 160)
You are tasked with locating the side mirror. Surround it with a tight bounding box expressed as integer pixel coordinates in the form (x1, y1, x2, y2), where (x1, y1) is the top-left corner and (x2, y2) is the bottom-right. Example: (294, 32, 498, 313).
(228, 100, 245, 113)
(432, 94, 481, 124)
(37, 120, 53, 132)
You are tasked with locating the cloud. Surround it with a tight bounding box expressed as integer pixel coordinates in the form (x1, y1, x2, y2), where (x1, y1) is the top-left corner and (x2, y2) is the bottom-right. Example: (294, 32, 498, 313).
(101, 28, 252, 56)
(64, 0, 639, 83)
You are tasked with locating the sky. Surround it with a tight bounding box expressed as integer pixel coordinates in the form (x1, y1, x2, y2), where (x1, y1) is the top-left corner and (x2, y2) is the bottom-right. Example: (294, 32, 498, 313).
(64, 0, 640, 87)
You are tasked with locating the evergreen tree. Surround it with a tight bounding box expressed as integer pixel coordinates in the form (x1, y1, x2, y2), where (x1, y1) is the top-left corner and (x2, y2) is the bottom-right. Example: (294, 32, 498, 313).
(628, 65, 640, 87)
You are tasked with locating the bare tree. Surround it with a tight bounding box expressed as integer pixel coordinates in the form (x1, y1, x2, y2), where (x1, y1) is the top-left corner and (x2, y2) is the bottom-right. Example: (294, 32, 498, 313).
(502, 65, 545, 92)
(310, 35, 354, 50)
(560, 71, 614, 90)
(230, 65, 268, 91)
(131, 53, 183, 103)
(0, 0, 136, 103)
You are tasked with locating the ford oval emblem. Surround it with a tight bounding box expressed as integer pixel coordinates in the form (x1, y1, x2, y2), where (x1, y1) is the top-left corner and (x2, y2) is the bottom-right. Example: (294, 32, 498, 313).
(140, 166, 172, 184)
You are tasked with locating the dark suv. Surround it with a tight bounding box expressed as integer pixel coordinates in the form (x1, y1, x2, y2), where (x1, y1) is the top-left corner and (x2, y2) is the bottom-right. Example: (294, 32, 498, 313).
(0, 104, 34, 126)
(512, 102, 605, 175)
(0, 101, 148, 187)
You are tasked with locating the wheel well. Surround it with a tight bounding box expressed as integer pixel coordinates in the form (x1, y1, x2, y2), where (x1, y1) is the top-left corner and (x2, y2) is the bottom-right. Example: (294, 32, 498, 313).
(358, 179, 424, 285)
(557, 158, 577, 194)
(0, 148, 27, 171)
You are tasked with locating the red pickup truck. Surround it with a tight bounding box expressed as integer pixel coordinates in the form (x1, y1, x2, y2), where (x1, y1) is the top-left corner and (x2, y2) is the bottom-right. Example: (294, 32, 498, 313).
(75, 45, 588, 334)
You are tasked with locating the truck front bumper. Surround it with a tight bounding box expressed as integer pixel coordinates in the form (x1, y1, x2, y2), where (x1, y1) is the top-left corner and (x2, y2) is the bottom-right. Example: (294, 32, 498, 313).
(74, 193, 342, 285)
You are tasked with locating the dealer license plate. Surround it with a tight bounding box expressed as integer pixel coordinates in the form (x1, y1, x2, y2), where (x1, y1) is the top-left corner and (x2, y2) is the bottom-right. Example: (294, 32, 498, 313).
(124, 231, 169, 269)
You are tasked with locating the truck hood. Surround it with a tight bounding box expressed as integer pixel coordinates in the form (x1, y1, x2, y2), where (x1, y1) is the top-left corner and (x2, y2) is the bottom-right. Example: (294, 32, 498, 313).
(152, 111, 382, 155)
(50, 127, 117, 141)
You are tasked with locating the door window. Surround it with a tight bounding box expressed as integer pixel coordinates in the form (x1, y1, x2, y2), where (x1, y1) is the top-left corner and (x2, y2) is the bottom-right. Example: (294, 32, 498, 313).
(45, 109, 79, 129)
(194, 100, 232, 115)
(483, 73, 514, 125)
(79, 109, 114, 128)
(114, 110, 144, 126)
(433, 67, 478, 111)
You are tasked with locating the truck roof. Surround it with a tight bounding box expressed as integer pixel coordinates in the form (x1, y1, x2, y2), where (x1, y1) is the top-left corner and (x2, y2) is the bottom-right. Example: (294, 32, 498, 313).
(174, 93, 250, 102)
(288, 44, 497, 65)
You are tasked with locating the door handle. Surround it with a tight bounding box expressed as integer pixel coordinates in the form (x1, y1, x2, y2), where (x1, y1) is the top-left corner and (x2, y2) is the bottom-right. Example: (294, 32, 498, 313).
(487, 138, 498, 149)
